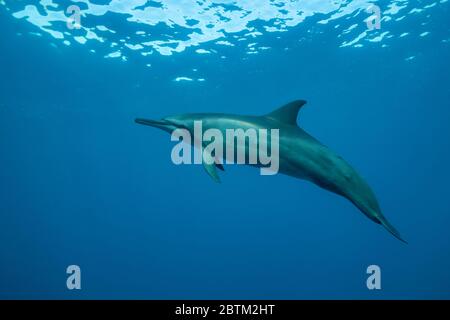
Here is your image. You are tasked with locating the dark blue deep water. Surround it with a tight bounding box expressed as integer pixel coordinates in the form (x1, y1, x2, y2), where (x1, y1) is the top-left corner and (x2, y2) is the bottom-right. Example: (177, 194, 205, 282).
(1, 0, 450, 299)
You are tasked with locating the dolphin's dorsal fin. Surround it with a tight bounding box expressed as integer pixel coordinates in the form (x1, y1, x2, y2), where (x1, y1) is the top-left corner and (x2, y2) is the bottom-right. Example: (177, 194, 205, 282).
(265, 100, 307, 126)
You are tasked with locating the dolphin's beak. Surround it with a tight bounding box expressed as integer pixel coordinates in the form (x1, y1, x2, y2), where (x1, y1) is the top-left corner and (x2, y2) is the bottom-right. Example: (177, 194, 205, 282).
(135, 118, 177, 133)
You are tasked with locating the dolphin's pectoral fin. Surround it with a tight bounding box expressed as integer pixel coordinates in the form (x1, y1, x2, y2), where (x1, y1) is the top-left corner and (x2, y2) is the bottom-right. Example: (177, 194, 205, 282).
(265, 100, 307, 126)
(215, 163, 225, 171)
(202, 150, 221, 183)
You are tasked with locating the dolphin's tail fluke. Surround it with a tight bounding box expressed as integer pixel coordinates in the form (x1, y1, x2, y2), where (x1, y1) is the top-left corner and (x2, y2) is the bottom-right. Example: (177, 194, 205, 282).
(376, 215, 407, 244)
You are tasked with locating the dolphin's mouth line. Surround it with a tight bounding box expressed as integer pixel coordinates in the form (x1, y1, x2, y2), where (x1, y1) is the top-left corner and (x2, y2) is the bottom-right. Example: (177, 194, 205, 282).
(135, 118, 172, 127)
(135, 118, 191, 133)
(135, 118, 180, 133)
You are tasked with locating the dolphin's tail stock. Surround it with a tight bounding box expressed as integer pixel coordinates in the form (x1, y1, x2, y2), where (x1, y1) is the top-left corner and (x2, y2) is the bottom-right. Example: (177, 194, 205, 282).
(350, 192, 407, 243)
(342, 174, 407, 243)
(375, 214, 407, 244)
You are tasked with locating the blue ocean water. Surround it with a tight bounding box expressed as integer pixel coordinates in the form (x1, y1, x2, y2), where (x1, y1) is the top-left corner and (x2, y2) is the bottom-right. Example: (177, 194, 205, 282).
(0, 0, 449, 299)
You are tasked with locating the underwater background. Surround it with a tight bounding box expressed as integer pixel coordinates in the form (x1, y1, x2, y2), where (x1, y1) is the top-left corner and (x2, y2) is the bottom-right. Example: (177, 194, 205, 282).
(0, 0, 449, 299)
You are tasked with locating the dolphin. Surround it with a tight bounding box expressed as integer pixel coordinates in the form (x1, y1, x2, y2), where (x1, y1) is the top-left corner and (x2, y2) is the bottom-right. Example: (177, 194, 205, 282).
(135, 100, 406, 242)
